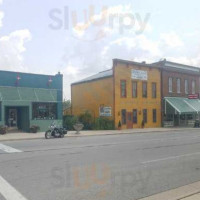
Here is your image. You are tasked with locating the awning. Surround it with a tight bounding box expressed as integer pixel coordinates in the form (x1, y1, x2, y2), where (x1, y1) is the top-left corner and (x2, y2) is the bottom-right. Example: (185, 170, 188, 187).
(165, 97, 200, 114)
(0, 86, 58, 102)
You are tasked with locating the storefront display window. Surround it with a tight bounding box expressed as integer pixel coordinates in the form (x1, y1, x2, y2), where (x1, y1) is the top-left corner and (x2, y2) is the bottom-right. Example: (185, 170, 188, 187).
(32, 103, 57, 120)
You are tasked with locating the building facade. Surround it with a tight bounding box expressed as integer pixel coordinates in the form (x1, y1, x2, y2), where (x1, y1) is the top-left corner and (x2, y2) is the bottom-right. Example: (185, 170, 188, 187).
(155, 60, 200, 127)
(71, 59, 161, 129)
(0, 71, 63, 132)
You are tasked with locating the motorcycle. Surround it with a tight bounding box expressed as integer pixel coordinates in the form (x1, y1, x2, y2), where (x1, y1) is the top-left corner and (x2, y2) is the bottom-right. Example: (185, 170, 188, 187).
(45, 122, 68, 139)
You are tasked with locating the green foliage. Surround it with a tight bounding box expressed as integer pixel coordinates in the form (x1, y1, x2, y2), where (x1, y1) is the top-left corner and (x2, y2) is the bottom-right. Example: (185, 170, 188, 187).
(78, 111, 94, 130)
(63, 112, 115, 131)
(63, 115, 78, 130)
(94, 117, 115, 130)
(63, 99, 71, 111)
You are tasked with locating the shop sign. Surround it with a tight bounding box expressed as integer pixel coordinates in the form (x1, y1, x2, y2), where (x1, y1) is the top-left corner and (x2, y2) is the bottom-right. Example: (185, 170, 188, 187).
(188, 94, 199, 99)
(99, 107, 112, 117)
(131, 69, 148, 80)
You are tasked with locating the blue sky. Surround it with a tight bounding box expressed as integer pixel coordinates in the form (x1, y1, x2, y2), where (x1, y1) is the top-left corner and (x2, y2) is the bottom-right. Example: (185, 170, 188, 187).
(0, 0, 200, 98)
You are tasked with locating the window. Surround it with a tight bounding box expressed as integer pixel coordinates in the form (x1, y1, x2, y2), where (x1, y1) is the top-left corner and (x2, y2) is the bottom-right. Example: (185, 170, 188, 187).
(132, 81, 137, 98)
(121, 109, 126, 125)
(153, 109, 157, 123)
(120, 80, 126, 98)
(177, 78, 181, 93)
(143, 109, 147, 123)
(169, 77, 173, 93)
(185, 79, 189, 94)
(152, 83, 157, 98)
(32, 103, 57, 120)
(142, 82, 147, 98)
(192, 80, 196, 94)
(133, 109, 137, 123)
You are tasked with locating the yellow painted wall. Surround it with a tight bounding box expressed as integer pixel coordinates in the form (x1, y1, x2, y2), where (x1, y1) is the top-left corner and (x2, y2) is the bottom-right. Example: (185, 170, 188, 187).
(71, 78, 114, 119)
(114, 62, 161, 129)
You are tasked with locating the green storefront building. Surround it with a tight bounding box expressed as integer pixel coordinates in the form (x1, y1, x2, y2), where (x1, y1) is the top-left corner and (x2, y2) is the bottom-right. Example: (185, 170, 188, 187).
(0, 70, 63, 132)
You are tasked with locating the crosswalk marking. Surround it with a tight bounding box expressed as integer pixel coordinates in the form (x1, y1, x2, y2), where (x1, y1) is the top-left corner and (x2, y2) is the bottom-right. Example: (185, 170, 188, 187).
(0, 144, 22, 153)
(0, 175, 28, 200)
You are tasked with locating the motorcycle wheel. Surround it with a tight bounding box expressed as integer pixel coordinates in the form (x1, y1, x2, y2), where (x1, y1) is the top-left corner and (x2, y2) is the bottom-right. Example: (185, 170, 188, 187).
(45, 130, 52, 139)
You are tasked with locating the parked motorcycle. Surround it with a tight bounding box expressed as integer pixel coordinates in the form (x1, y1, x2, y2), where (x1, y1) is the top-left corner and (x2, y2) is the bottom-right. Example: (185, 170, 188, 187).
(45, 122, 68, 139)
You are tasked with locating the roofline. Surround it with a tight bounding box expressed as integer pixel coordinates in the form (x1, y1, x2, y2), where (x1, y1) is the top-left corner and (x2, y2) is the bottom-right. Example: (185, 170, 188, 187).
(0, 69, 63, 77)
(71, 75, 113, 86)
(153, 60, 200, 72)
(113, 58, 160, 68)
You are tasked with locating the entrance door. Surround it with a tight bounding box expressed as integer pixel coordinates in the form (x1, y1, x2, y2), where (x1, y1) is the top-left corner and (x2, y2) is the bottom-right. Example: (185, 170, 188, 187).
(127, 112, 133, 129)
(8, 108, 18, 128)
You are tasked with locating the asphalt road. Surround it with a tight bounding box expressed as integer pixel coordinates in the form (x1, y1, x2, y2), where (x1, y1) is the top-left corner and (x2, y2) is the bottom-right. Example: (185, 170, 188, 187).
(1, 130, 200, 200)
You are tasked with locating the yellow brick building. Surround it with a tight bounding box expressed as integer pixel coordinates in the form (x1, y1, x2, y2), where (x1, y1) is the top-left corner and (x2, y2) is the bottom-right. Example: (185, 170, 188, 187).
(71, 59, 161, 129)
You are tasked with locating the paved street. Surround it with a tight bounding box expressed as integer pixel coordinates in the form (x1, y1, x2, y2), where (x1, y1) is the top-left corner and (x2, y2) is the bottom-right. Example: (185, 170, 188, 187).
(1, 130, 200, 200)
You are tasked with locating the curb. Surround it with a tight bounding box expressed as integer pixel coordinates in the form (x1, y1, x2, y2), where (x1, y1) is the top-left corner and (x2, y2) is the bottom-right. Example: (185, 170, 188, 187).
(0, 128, 198, 142)
(139, 181, 200, 200)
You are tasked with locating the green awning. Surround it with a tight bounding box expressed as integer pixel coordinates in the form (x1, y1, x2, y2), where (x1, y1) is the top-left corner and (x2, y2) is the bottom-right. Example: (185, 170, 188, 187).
(165, 97, 200, 114)
(0, 86, 58, 102)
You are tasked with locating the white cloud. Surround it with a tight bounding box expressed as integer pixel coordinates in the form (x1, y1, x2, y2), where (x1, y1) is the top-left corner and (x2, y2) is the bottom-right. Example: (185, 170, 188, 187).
(160, 32, 184, 48)
(0, 29, 32, 71)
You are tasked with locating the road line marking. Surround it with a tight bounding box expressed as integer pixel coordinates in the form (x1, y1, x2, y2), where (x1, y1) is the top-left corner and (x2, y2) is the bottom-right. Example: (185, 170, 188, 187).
(0, 175, 28, 200)
(0, 144, 22, 153)
(142, 151, 200, 164)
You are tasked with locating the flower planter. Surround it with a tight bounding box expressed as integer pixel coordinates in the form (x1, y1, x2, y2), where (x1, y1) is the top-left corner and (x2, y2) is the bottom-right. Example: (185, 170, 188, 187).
(0, 126, 7, 135)
(30, 125, 40, 133)
(73, 123, 84, 134)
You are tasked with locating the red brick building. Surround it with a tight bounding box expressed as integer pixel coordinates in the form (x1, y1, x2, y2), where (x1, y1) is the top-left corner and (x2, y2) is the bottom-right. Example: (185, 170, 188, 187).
(155, 59, 200, 127)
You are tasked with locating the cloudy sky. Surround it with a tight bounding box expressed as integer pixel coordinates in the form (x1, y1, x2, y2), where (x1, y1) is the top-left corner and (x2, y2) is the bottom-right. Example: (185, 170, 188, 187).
(0, 0, 200, 99)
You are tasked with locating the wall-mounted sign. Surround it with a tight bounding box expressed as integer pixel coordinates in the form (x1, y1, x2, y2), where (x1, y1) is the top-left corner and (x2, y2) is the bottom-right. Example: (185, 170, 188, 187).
(99, 106, 112, 117)
(131, 69, 148, 80)
(188, 94, 199, 99)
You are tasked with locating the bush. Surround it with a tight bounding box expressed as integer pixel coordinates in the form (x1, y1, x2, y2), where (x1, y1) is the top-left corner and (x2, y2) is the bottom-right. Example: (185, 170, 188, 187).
(78, 111, 94, 130)
(94, 117, 115, 130)
(63, 115, 78, 130)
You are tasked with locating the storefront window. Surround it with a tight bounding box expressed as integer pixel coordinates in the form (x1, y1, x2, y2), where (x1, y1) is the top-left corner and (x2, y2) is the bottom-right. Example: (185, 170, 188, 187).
(0, 102, 1, 121)
(32, 103, 57, 120)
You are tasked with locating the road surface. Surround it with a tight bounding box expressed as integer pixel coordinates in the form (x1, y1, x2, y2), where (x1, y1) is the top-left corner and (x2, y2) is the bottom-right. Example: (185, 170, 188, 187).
(0, 129, 200, 200)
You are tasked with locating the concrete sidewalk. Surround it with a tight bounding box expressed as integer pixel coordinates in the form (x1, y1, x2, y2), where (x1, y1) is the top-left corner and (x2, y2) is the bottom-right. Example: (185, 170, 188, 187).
(139, 181, 200, 200)
(0, 127, 197, 142)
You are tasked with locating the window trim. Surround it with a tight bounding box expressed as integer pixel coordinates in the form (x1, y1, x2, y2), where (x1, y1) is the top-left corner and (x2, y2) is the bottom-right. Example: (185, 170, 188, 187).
(169, 77, 173, 93)
(133, 109, 137, 124)
(153, 109, 157, 123)
(132, 81, 137, 98)
(120, 80, 127, 98)
(192, 80, 196, 95)
(143, 109, 147, 123)
(185, 79, 189, 94)
(142, 82, 148, 98)
(176, 78, 181, 94)
(152, 82, 157, 98)
(121, 109, 127, 125)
